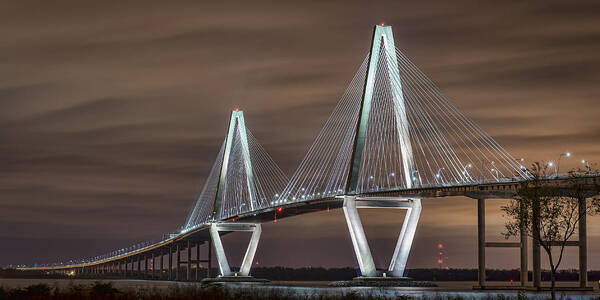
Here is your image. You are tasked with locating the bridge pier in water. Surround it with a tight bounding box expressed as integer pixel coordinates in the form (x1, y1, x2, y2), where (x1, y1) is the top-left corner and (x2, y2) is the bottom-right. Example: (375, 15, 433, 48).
(209, 222, 261, 278)
(476, 197, 528, 289)
(475, 196, 589, 290)
(578, 197, 588, 288)
(343, 196, 421, 278)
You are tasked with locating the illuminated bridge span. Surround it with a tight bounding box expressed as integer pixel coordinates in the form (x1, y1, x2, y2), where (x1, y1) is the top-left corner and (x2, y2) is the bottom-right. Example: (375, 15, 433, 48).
(19, 25, 599, 289)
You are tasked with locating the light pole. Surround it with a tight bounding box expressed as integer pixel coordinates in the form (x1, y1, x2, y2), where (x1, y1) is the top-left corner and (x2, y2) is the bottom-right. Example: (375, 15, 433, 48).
(435, 167, 445, 185)
(481, 162, 492, 182)
(547, 161, 555, 178)
(412, 170, 419, 187)
(514, 158, 525, 179)
(490, 161, 500, 181)
(462, 164, 472, 182)
(581, 160, 591, 175)
(490, 168, 499, 181)
(556, 152, 571, 177)
(388, 172, 396, 188)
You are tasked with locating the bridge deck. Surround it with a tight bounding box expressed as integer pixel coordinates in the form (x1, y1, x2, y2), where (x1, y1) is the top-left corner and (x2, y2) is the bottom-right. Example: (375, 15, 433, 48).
(20, 176, 599, 271)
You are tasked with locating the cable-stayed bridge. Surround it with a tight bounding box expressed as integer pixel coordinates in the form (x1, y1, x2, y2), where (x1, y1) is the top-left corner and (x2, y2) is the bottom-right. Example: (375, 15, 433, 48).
(18, 25, 599, 288)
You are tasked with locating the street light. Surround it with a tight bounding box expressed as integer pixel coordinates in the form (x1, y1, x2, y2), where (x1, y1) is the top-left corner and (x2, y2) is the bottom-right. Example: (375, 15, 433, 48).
(435, 167, 445, 185)
(581, 159, 591, 174)
(556, 152, 571, 177)
(490, 168, 499, 180)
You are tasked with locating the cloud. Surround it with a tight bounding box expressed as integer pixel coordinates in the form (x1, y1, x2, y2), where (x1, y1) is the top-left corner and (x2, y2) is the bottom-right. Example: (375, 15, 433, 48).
(1, 0, 599, 269)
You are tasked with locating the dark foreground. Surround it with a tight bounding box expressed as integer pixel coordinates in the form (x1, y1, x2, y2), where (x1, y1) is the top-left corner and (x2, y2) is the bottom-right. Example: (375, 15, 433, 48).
(0, 279, 598, 300)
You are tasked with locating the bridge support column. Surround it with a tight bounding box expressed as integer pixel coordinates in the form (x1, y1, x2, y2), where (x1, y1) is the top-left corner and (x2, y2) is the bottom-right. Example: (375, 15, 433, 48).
(160, 249, 164, 280)
(579, 197, 588, 288)
(343, 196, 421, 278)
(532, 198, 541, 289)
(196, 243, 200, 281)
(520, 200, 528, 287)
(207, 240, 212, 278)
(187, 240, 191, 281)
(151, 253, 155, 279)
(142, 255, 146, 279)
(176, 244, 181, 281)
(210, 222, 261, 277)
(135, 256, 140, 278)
(168, 246, 173, 280)
(477, 198, 486, 287)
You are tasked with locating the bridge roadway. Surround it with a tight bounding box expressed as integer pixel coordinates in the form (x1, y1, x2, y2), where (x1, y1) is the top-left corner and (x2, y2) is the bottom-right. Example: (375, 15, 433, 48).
(19, 175, 600, 285)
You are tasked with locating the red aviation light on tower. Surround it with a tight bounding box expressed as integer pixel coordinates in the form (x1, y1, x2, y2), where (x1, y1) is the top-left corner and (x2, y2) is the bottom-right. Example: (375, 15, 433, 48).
(234, 107, 239, 112)
(380, 22, 385, 26)
(438, 243, 443, 249)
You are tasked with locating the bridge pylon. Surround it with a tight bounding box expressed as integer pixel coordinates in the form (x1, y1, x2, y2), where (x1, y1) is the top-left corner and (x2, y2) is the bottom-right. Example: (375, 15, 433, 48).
(344, 24, 421, 279)
(212, 109, 258, 218)
(346, 24, 416, 194)
(210, 110, 261, 278)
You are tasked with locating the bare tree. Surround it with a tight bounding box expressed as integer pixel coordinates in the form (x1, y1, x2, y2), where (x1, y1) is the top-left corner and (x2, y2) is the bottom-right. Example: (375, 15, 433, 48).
(502, 162, 599, 300)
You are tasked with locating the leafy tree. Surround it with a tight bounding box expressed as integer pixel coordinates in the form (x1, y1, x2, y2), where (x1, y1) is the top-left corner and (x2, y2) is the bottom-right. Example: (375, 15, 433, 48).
(502, 162, 599, 300)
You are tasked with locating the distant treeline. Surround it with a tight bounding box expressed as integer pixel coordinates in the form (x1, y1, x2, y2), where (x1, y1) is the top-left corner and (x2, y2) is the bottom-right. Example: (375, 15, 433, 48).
(253, 267, 600, 282)
(2, 267, 599, 281)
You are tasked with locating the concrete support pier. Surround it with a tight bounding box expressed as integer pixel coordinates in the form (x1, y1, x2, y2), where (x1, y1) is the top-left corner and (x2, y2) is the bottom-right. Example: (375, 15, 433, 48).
(168, 246, 173, 280)
(477, 198, 486, 288)
(520, 200, 528, 287)
(532, 198, 541, 290)
(475, 197, 528, 290)
(209, 222, 262, 278)
(343, 196, 422, 280)
(579, 197, 588, 288)
(176, 244, 180, 281)
(186, 241, 191, 281)
(195, 243, 200, 281)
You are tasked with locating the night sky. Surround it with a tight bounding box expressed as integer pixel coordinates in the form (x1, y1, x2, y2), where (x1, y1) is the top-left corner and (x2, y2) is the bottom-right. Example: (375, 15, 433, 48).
(2, 1, 600, 270)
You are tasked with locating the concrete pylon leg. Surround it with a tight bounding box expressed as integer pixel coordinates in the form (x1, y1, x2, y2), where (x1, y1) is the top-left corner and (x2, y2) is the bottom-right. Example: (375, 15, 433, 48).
(389, 199, 421, 277)
(209, 222, 261, 277)
(343, 196, 377, 277)
(343, 196, 421, 278)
